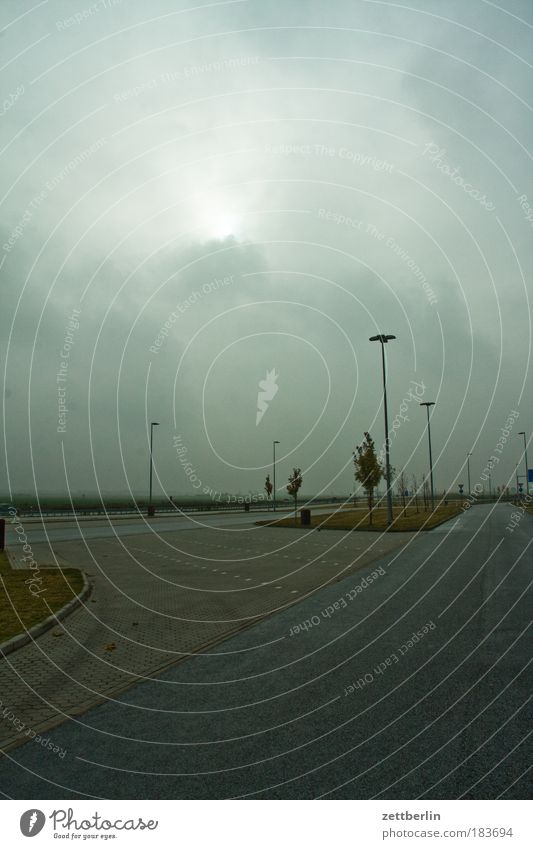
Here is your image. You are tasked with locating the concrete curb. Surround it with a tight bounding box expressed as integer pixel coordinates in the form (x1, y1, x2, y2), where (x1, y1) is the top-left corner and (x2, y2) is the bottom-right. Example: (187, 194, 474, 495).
(0, 570, 92, 659)
(256, 509, 463, 533)
(4, 547, 19, 568)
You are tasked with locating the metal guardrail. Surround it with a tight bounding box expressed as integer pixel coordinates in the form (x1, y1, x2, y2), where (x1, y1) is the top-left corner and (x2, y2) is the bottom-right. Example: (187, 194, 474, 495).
(10, 504, 261, 518)
(5, 495, 515, 518)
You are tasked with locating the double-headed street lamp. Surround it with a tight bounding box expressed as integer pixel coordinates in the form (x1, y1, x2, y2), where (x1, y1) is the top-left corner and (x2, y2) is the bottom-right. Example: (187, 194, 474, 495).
(273, 440, 280, 512)
(420, 401, 435, 511)
(467, 452, 472, 495)
(518, 432, 529, 496)
(149, 421, 160, 516)
(369, 334, 396, 526)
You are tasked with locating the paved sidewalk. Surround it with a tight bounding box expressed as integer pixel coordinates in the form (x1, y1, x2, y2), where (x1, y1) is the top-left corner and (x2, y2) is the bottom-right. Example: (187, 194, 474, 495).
(0, 505, 529, 799)
(0, 523, 411, 751)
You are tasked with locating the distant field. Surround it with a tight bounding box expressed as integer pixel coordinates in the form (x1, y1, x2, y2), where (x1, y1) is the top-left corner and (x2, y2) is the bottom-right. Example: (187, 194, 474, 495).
(0, 492, 505, 517)
(0, 494, 347, 514)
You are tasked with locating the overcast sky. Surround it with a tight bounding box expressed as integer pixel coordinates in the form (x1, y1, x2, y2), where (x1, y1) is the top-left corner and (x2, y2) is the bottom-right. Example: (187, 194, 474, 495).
(1, 0, 531, 500)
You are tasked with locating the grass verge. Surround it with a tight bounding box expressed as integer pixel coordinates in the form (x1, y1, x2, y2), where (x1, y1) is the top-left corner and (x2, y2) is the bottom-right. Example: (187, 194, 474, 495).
(257, 504, 462, 532)
(0, 551, 84, 644)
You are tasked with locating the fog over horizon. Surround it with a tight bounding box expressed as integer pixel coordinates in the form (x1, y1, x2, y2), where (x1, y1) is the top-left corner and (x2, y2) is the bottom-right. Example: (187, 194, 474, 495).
(1, 0, 531, 502)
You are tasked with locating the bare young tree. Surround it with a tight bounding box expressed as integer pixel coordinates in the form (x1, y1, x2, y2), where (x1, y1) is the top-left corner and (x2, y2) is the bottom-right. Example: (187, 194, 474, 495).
(423, 477, 430, 511)
(396, 469, 408, 517)
(411, 474, 420, 513)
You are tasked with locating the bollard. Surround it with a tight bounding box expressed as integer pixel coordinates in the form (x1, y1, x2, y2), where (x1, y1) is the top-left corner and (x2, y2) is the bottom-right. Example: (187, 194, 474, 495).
(0, 519, 5, 551)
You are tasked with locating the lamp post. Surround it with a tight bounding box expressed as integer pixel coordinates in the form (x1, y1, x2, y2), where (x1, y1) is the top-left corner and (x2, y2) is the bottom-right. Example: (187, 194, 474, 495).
(420, 402, 435, 511)
(467, 452, 472, 495)
(369, 334, 396, 526)
(149, 421, 159, 516)
(518, 432, 529, 496)
(273, 440, 280, 512)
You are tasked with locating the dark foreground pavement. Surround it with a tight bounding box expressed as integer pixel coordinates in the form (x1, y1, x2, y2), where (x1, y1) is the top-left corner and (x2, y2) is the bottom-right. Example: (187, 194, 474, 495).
(0, 503, 530, 799)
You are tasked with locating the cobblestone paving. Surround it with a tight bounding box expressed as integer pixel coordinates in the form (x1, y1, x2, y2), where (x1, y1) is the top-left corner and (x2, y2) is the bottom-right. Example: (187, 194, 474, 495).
(0, 524, 412, 752)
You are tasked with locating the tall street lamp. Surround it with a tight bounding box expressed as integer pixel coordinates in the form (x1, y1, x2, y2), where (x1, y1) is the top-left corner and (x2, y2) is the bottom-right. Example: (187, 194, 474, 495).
(518, 432, 529, 496)
(420, 401, 435, 511)
(149, 421, 160, 516)
(273, 440, 280, 512)
(467, 452, 472, 495)
(369, 334, 396, 526)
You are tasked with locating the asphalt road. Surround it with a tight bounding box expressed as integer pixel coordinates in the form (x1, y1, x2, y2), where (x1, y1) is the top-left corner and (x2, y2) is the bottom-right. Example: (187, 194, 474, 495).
(5, 506, 334, 545)
(0, 503, 530, 799)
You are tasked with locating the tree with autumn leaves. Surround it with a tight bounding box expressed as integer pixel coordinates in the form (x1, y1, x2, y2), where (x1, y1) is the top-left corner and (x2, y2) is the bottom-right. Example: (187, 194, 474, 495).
(353, 432, 384, 526)
(264, 474, 273, 508)
(287, 467, 303, 514)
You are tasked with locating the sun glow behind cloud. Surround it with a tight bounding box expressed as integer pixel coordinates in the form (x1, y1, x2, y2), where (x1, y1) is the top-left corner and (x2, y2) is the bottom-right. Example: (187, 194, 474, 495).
(186, 188, 242, 241)
(211, 212, 239, 240)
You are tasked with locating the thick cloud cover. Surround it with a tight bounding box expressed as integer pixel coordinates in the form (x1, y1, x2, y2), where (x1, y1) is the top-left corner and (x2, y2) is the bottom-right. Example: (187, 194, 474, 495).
(1, 0, 531, 499)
